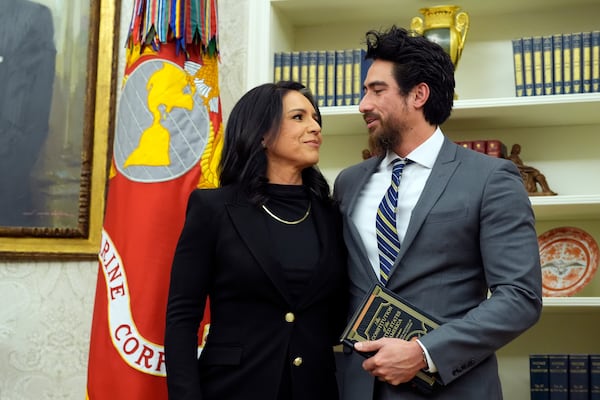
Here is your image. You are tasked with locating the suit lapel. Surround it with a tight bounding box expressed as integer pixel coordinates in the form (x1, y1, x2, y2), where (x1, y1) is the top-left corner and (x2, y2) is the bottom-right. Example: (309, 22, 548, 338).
(226, 196, 293, 305)
(394, 138, 460, 265)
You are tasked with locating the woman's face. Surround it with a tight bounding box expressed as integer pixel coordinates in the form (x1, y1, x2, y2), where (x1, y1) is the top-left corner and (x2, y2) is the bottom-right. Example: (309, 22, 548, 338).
(265, 91, 322, 182)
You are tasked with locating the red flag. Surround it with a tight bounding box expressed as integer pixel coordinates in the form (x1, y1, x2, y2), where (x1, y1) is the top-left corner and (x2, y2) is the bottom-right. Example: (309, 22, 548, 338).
(86, 1, 221, 398)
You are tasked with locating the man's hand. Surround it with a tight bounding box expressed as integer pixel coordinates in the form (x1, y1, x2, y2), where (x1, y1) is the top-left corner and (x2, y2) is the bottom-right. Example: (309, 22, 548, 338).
(354, 337, 426, 386)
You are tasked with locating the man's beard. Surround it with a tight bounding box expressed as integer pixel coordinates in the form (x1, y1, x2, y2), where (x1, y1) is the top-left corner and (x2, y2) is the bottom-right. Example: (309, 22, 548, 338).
(373, 123, 403, 152)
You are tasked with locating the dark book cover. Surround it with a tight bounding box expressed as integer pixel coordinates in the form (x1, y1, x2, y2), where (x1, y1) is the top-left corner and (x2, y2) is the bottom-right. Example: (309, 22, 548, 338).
(569, 354, 590, 400)
(485, 140, 507, 158)
(530, 354, 550, 400)
(590, 354, 600, 400)
(472, 140, 487, 153)
(548, 354, 568, 400)
(340, 283, 441, 393)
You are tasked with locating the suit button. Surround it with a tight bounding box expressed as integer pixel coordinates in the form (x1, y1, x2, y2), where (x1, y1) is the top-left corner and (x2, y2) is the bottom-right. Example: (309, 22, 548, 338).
(293, 357, 303, 366)
(285, 312, 295, 323)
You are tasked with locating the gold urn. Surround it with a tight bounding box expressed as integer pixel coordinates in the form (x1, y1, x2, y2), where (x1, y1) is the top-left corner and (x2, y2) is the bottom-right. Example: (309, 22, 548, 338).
(410, 5, 469, 69)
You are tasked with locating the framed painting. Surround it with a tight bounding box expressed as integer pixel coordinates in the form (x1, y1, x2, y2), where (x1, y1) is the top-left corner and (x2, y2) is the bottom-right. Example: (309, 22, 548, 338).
(0, 0, 120, 259)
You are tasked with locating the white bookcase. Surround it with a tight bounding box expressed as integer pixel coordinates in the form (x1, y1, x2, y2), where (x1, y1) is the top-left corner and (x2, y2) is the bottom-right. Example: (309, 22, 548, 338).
(247, 1, 600, 398)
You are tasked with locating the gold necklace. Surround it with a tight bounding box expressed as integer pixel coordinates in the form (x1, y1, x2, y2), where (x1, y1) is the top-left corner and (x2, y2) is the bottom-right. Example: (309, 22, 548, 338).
(261, 202, 311, 225)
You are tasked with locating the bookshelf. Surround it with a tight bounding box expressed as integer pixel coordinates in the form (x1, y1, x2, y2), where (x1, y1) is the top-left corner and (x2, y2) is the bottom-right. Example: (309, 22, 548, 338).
(247, 1, 600, 398)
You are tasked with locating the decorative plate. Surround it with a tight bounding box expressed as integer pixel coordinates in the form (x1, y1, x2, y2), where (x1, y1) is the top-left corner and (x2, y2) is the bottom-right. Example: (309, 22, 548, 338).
(538, 226, 599, 297)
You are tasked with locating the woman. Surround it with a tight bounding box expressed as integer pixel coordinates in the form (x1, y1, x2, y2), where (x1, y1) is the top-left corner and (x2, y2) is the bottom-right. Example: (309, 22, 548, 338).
(165, 81, 347, 400)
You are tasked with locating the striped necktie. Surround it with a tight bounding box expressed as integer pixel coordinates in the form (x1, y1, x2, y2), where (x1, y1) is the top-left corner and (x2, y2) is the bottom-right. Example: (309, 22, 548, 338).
(376, 158, 411, 284)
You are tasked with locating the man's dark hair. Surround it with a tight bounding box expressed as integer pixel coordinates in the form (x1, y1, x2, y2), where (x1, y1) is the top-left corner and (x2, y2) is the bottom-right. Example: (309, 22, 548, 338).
(364, 25, 455, 125)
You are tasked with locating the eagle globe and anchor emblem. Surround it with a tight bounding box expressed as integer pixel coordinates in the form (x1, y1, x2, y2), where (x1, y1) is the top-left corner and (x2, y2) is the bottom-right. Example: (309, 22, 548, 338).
(114, 59, 213, 182)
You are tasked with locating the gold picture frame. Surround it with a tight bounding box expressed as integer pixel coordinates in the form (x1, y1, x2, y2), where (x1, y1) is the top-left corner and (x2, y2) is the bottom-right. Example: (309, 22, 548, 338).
(0, 0, 120, 259)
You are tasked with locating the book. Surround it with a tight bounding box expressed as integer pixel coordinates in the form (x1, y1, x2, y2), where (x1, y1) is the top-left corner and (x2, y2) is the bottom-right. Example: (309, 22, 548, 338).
(352, 48, 365, 105)
(291, 51, 301, 83)
(299, 51, 309, 88)
(522, 37, 534, 96)
(306, 50, 318, 98)
(273, 51, 282, 82)
(512, 38, 525, 97)
(571, 32, 583, 93)
(563, 33, 572, 94)
(533, 36, 544, 96)
(530, 354, 550, 400)
(592, 31, 600, 93)
(340, 283, 442, 393)
(582, 31, 592, 93)
(335, 49, 345, 106)
(542, 35, 554, 95)
(317, 50, 327, 107)
(590, 354, 600, 400)
(472, 140, 486, 153)
(569, 354, 590, 400)
(485, 140, 507, 158)
(326, 50, 336, 106)
(552, 34, 564, 95)
(455, 141, 473, 149)
(548, 354, 568, 400)
(344, 49, 354, 106)
(281, 51, 292, 81)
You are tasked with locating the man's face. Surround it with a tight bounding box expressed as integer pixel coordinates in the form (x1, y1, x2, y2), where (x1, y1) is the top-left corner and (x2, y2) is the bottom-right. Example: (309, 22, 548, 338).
(358, 59, 410, 150)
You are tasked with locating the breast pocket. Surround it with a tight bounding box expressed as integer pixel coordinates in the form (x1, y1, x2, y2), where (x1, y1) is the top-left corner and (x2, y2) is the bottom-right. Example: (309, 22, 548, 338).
(425, 207, 469, 224)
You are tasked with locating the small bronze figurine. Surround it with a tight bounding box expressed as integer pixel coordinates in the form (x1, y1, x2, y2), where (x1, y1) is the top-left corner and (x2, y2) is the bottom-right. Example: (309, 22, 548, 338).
(508, 143, 557, 196)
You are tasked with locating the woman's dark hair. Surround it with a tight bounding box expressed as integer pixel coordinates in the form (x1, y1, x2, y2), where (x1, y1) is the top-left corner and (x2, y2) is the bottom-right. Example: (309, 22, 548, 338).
(364, 25, 455, 125)
(218, 81, 331, 205)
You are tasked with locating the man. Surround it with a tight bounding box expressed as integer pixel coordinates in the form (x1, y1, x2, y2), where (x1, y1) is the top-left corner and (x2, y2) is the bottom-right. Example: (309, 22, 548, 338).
(334, 26, 542, 399)
(0, 0, 56, 226)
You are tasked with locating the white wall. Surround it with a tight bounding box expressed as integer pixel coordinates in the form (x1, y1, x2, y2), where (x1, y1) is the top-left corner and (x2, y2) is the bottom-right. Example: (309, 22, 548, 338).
(0, 1, 248, 398)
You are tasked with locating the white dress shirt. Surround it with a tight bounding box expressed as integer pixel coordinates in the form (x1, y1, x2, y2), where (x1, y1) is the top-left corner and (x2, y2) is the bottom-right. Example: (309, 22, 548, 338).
(350, 127, 444, 372)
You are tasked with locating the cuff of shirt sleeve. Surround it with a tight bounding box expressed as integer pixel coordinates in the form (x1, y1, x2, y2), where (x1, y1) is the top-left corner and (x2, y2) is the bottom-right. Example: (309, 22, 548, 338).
(416, 339, 437, 373)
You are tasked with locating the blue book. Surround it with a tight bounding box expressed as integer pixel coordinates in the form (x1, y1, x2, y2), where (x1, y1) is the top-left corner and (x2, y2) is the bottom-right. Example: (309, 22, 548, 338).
(512, 38, 525, 97)
(552, 34, 564, 95)
(317, 50, 327, 107)
(281, 51, 292, 81)
(325, 50, 336, 106)
(590, 354, 600, 400)
(582, 31, 592, 93)
(335, 49, 345, 106)
(299, 51, 309, 88)
(530, 354, 550, 400)
(306, 50, 318, 99)
(273, 51, 282, 83)
(592, 31, 600, 93)
(542, 35, 554, 95)
(562, 33, 573, 94)
(352, 48, 365, 105)
(522, 37, 534, 96)
(548, 354, 568, 400)
(569, 354, 590, 400)
(291, 51, 301, 83)
(344, 49, 354, 106)
(571, 32, 583, 93)
(533, 36, 544, 96)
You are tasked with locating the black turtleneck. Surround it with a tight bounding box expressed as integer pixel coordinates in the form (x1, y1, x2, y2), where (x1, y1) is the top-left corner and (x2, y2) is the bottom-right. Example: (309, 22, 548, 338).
(262, 184, 319, 304)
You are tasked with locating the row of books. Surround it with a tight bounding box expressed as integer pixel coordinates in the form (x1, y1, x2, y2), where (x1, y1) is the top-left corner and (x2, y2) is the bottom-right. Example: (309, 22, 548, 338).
(273, 49, 372, 107)
(455, 139, 507, 158)
(530, 354, 600, 400)
(512, 31, 600, 97)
